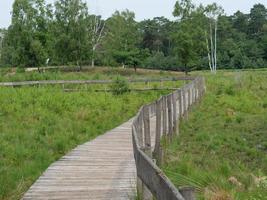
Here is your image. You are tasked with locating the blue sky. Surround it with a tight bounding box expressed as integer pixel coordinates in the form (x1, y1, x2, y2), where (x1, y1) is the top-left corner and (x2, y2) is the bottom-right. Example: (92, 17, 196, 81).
(0, 0, 266, 28)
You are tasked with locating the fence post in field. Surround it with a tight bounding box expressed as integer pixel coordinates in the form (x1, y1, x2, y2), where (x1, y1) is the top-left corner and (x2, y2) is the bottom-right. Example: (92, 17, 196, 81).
(178, 89, 183, 118)
(172, 92, 177, 136)
(188, 87, 191, 111)
(183, 88, 188, 120)
(137, 111, 144, 146)
(142, 106, 154, 200)
(179, 187, 196, 200)
(194, 80, 197, 103)
(162, 96, 167, 136)
(167, 94, 173, 140)
(153, 98, 162, 165)
(143, 106, 151, 156)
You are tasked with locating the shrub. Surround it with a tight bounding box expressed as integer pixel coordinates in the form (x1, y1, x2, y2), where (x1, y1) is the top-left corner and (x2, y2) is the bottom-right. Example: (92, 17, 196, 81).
(109, 76, 130, 95)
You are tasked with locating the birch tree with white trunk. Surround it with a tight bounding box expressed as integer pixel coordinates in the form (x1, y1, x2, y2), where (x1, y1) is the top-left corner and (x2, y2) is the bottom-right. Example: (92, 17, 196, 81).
(89, 15, 105, 68)
(205, 3, 223, 73)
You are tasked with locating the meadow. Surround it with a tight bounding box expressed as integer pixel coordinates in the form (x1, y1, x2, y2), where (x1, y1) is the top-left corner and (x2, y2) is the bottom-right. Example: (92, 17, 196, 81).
(1, 68, 266, 200)
(0, 67, 181, 82)
(163, 70, 267, 200)
(0, 68, 184, 200)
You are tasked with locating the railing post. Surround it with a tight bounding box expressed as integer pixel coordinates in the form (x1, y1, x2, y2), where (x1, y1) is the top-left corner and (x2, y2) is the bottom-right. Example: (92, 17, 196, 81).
(188, 86, 191, 110)
(167, 94, 173, 139)
(178, 89, 183, 118)
(162, 96, 167, 136)
(137, 112, 144, 147)
(142, 105, 153, 200)
(153, 98, 162, 165)
(143, 106, 151, 155)
(179, 187, 196, 200)
(172, 92, 177, 136)
(183, 88, 188, 120)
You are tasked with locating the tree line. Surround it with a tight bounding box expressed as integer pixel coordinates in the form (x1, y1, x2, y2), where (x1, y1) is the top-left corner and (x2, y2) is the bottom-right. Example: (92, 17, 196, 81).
(0, 0, 266, 72)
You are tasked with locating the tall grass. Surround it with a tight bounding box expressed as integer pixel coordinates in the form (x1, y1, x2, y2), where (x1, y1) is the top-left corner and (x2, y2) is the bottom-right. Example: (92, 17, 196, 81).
(0, 67, 182, 82)
(0, 84, 171, 200)
(163, 71, 267, 200)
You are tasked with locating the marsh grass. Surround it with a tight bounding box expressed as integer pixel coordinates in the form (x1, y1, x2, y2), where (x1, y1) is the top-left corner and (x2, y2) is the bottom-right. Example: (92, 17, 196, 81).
(0, 70, 181, 200)
(163, 71, 267, 200)
(0, 67, 183, 82)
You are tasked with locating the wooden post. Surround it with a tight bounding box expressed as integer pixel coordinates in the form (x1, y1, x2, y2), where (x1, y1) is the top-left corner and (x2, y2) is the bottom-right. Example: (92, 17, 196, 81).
(179, 187, 196, 200)
(153, 99, 162, 165)
(142, 106, 153, 200)
(179, 89, 183, 117)
(162, 96, 167, 136)
(172, 93, 177, 136)
(167, 94, 173, 139)
(143, 106, 151, 155)
(183, 88, 188, 119)
(137, 112, 144, 147)
(188, 87, 191, 110)
(194, 80, 198, 103)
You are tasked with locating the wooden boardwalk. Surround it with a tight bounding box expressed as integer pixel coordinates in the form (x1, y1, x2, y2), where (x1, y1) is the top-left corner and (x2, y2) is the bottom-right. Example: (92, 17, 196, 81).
(22, 119, 142, 200)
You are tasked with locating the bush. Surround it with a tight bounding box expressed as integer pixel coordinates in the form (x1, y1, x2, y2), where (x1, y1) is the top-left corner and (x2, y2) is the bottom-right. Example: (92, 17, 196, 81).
(109, 76, 130, 95)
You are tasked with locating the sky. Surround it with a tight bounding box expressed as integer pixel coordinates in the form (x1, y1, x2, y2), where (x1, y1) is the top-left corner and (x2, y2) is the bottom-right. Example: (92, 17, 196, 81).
(0, 0, 266, 28)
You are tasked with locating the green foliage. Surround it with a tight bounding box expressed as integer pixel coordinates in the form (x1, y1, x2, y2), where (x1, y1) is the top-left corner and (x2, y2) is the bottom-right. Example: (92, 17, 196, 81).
(109, 76, 130, 95)
(163, 70, 267, 199)
(0, 1, 267, 70)
(102, 10, 141, 68)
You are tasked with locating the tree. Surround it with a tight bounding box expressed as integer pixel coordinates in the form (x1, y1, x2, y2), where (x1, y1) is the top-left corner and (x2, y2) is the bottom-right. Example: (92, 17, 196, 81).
(29, 40, 47, 71)
(103, 10, 140, 68)
(54, 0, 89, 70)
(204, 3, 224, 73)
(1, 0, 51, 68)
(0, 29, 4, 64)
(139, 17, 173, 55)
(249, 4, 267, 36)
(232, 11, 249, 33)
(173, 0, 206, 74)
(88, 15, 105, 68)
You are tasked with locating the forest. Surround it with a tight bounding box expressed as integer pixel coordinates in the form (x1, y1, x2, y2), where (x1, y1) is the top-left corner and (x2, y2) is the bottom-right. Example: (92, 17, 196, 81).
(0, 0, 266, 72)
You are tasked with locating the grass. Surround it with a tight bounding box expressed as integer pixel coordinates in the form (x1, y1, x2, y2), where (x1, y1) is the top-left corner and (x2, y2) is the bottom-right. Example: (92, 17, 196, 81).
(0, 67, 184, 82)
(163, 70, 267, 200)
(0, 69, 183, 200)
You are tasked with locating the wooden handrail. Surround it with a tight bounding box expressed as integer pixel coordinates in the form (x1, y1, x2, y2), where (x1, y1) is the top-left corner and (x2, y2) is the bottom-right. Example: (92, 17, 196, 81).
(132, 76, 206, 200)
(0, 77, 195, 87)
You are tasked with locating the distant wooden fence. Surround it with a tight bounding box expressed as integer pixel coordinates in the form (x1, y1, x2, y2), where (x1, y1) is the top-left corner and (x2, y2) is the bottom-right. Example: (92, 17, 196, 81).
(0, 77, 194, 87)
(132, 76, 206, 200)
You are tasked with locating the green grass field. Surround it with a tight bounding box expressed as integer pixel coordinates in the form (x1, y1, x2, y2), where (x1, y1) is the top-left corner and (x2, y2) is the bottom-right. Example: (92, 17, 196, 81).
(1, 68, 266, 200)
(0, 69, 183, 200)
(163, 70, 267, 200)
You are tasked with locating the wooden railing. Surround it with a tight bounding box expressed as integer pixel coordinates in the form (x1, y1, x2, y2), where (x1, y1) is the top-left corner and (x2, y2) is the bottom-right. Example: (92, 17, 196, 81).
(0, 77, 194, 87)
(132, 76, 206, 200)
